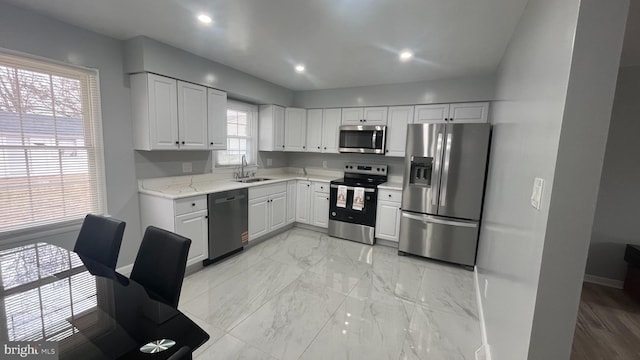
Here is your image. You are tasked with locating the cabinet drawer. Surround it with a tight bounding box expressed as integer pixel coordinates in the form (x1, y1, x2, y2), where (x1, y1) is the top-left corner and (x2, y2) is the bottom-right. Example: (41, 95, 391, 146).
(378, 189, 402, 203)
(313, 181, 330, 194)
(249, 182, 287, 199)
(175, 196, 207, 215)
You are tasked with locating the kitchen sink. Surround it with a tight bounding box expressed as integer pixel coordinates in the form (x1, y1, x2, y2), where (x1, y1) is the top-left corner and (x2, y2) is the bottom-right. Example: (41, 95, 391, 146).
(233, 177, 272, 183)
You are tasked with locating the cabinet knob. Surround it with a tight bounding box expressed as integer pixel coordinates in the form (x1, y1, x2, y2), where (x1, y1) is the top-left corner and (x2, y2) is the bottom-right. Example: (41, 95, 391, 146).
(450, 118, 454, 121)
(326, 197, 329, 200)
(210, 142, 214, 145)
(205, 215, 208, 219)
(385, 150, 389, 153)
(282, 145, 285, 148)
(175, 141, 179, 145)
(192, 203, 196, 206)
(182, 141, 185, 144)
(307, 184, 310, 187)
(317, 146, 320, 149)
(388, 194, 392, 198)
(303, 146, 306, 149)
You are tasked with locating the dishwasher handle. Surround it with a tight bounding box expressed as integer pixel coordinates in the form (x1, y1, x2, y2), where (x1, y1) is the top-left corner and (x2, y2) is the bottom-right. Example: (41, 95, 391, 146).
(214, 194, 246, 204)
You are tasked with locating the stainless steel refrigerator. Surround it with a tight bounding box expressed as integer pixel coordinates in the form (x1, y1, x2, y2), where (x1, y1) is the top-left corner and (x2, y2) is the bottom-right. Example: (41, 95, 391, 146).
(399, 123, 490, 267)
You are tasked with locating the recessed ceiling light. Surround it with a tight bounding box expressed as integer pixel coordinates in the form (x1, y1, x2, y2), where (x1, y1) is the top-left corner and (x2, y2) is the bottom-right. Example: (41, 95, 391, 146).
(295, 65, 305, 73)
(197, 14, 212, 24)
(399, 50, 414, 62)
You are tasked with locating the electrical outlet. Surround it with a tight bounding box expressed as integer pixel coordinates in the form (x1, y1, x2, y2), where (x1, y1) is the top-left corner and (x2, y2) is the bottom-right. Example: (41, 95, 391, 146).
(531, 177, 544, 210)
(267, 158, 272, 166)
(182, 162, 192, 173)
(322, 160, 328, 168)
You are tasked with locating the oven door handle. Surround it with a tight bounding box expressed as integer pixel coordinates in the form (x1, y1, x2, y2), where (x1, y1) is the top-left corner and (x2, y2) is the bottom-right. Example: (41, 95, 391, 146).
(330, 184, 376, 193)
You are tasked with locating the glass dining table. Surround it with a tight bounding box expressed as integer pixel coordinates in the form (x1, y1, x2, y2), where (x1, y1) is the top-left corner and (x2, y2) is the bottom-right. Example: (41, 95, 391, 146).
(0, 242, 209, 359)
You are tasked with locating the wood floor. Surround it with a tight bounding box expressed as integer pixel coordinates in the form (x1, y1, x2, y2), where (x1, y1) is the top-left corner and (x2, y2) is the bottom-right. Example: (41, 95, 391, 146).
(571, 282, 640, 360)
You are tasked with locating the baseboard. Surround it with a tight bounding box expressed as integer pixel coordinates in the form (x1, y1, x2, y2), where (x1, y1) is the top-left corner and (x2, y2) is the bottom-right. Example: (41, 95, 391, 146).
(474, 267, 492, 360)
(583, 274, 624, 289)
(116, 263, 133, 277)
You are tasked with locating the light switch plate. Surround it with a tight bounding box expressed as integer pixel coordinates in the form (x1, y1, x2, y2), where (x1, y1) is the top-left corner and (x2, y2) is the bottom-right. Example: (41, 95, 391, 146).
(182, 162, 192, 173)
(531, 177, 544, 210)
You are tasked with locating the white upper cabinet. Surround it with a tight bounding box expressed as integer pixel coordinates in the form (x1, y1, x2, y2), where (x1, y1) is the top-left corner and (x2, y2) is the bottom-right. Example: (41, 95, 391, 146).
(341, 108, 364, 125)
(414, 102, 489, 124)
(449, 102, 489, 123)
(131, 73, 228, 151)
(386, 106, 414, 157)
(341, 107, 388, 125)
(207, 88, 227, 150)
(362, 107, 388, 125)
(321, 108, 341, 153)
(284, 107, 307, 152)
(132, 73, 179, 150)
(414, 104, 450, 124)
(259, 105, 286, 151)
(177, 81, 208, 150)
(306, 109, 323, 152)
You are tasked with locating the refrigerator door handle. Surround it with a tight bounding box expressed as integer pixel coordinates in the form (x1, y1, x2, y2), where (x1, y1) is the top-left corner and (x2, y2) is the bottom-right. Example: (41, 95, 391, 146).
(401, 212, 478, 228)
(440, 133, 453, 207)
(432, 133, 444, 206)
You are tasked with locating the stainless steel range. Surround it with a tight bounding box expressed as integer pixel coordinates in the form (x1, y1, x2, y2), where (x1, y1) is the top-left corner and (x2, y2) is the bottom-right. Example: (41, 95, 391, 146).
(328, 163, 388, 245)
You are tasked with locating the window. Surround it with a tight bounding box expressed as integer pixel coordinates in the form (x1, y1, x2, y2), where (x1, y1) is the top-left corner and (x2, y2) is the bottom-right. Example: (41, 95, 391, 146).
(0, 52, 106, 235)
(215, 100, 257, 167)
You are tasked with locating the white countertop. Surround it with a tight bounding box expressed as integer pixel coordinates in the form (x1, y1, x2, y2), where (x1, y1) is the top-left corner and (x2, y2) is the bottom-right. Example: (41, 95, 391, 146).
(138, 168, 340, 200)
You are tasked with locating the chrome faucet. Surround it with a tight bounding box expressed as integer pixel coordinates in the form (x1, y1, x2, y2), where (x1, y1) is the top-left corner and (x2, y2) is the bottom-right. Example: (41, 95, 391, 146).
(241, 154, 248, 178)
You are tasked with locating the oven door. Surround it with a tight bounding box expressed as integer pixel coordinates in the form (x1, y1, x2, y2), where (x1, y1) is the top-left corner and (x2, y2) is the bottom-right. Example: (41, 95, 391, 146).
(329, 184, 377, 226)
(339, 125, 386, 154)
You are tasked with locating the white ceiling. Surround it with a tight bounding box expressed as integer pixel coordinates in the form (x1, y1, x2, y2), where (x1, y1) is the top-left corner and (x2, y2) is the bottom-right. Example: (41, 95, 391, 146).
(1, 0, 544, 90)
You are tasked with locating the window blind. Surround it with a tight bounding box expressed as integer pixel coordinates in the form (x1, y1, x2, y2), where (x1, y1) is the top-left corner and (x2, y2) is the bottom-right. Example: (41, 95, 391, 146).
(215, 100, 257, 167)
(0, 52, 107, 234)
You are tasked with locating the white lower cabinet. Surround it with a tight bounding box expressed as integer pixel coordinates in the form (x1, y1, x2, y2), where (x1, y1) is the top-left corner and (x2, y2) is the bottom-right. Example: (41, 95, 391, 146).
(375, 189, 402, 243)
(286, 180, 296, 224)
(296, 181, 312, 224)
(312, 188, 329, 228)
(139, 194, 208, 267)
(248, 196, 269, 240)
(248, 183, 287, 241)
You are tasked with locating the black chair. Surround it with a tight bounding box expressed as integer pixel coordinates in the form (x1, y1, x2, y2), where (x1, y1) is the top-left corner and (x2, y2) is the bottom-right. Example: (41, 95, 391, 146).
(74, 214, 126, 270)
(130, 226, 191, 308)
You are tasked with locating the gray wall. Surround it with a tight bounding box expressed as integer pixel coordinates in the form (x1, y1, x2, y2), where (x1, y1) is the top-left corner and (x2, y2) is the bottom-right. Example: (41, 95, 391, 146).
(124, 36, 294, 107)
(476, 0, 627, 359)
(0, 2, 141, 267)
(293, 74, 496, 108)
(528, 1, 627, 358)
(587, 66, 640, 281)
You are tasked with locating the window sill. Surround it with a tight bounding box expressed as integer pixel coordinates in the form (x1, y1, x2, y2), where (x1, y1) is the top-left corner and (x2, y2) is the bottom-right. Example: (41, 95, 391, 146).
(0, 219, 85, 246)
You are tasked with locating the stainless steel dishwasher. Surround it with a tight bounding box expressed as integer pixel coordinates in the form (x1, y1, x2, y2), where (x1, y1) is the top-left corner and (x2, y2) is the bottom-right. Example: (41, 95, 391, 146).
(205, 188, 248, 264)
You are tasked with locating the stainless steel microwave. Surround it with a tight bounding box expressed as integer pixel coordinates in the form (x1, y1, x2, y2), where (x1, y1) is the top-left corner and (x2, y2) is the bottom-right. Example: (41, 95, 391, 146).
(338, 125, 386, 154)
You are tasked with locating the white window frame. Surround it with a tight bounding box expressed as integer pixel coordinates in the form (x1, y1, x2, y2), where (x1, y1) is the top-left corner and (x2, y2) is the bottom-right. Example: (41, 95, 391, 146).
(0, 50, 107, 242)
(214, 100, 258, 167)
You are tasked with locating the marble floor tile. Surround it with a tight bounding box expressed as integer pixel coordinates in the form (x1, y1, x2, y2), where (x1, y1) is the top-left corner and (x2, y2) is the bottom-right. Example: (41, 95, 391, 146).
(399, 305, 481, 360)
(326, 235, 375, 265)
(267, 230, 330, 269)
(180, 250, 264, 305)
(416, 265, 478, 319)
(229, 275, 346, 360)
(195, 334, 277, 360)
(181, 257, 304, 331)
(350, 257, 424, 304)
(181, 311, 226, 358)
(299, 294, 414, 360)
(305, 254, 370, 293)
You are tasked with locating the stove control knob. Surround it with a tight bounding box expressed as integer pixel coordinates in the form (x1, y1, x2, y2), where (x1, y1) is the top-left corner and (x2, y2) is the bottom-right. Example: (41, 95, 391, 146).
(331, 212, 336, 217)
